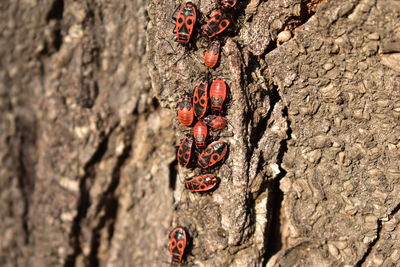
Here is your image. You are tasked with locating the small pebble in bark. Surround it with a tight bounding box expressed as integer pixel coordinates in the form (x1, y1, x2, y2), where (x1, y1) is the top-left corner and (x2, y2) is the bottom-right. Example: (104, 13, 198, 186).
(277, 30, 292, 46)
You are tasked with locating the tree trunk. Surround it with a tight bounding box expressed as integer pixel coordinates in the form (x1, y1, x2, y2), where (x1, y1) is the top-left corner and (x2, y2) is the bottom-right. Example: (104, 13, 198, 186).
(1, 0, 399, 266)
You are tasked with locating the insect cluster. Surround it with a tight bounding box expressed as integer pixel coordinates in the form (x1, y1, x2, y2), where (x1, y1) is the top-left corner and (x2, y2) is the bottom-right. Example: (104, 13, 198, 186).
(177, 79, 228, 171)
(169, 0, 239, 263)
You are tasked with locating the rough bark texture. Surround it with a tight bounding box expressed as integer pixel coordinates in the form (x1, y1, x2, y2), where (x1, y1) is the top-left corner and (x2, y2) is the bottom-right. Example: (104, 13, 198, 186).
(1, 0, 399, 266)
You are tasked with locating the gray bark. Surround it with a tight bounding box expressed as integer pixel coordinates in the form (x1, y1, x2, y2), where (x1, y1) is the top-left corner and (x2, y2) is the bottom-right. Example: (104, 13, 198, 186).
(1, 0, 399, 266)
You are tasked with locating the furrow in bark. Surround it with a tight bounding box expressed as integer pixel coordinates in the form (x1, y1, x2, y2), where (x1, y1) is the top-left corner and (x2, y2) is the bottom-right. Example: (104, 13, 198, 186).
(355, 202, 400, 267)
(15, 116, 38, 244)
(88, 126, 134, 266)
(64, 127, 116, 267)
(264, 107, 291, 265)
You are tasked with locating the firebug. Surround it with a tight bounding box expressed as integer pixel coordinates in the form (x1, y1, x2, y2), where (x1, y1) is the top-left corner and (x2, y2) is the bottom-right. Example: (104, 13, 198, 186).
(221, 0, 238, 8)
(177, 96, 194, 126)
(193, 80, 208, 118)
(204, 115, 226, 130)
(193, 121, 208, 148)
(174, 2, 197, 44)
(168, 227, 187, 263)
(202, 8, 231, 38)
(198, 140, 228, 168)
(210, 80, 227, 112)
(204, 41, 220, 68)
(177, 136, 194, 167)
(185, 174, 219, 192)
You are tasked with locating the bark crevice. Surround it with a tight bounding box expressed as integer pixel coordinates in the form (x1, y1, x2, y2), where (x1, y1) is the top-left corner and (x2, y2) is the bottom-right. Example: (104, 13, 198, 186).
(46, 0, 64, 21)
(168, 159, 178, 191)
(45, 0, 64, 53)
(355, 219, 382, 267)
(264, 110, 291, 265)
(65, 128, 115, 267)
(16, 116, 38, 245)
(88, 127, 134, 266)
(263, 83, 292, 264)
(355, 202, 400, 267)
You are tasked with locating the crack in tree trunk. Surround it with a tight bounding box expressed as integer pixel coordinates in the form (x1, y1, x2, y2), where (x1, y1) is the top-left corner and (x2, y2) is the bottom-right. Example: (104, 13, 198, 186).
(355, 203, 400, 267)
(65, 127, 116, 267)
(88, 127, 134, 266)
(264, 109, 292, 266)
(16, 116, 38, 245)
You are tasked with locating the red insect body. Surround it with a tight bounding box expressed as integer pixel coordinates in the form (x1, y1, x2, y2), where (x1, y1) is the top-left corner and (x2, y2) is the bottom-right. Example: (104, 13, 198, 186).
(204, 41, 220, 68)
(177, 96, 194, 126)
(202, 8, 231, 38)
(198, 140, 228, 168)
(169, 227, 187, 263)
(210, 80, 227, 112)
(185, 174, 219, 192)
(193, 121, 208, 148)
(177, 136, 194, 167)
(175, 2, 197, 43)
(193, 81, 208, 118)
(204, 115, 226, 130)
(222, 0, 238, 7)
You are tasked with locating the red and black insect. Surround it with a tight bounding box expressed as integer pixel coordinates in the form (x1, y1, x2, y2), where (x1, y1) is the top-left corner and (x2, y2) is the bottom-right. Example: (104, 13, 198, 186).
(193, 121, 208, 148)
(204, 115, 226, 130)
(204, 40, 220, 68)
(174, 2, 197, 44)
(202, 8, 231, 38)
(177, 96, 194, 126)
(221, 0, 238, 8)
(177, 136, 194, 167)
(169, 227, 187, 263)
(193, 80, 208, 118)
(185, 174, 219, 192)
(210, 79, 227, 112)
(198, 140, 228, 168)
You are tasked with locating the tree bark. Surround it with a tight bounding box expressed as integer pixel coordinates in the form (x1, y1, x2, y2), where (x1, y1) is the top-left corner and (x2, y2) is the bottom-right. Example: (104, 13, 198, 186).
(1, 0, 399, 266)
